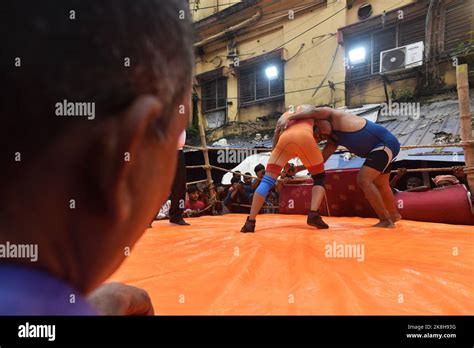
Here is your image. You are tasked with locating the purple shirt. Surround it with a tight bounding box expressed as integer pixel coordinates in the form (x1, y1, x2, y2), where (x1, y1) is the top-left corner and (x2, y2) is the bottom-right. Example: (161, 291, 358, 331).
(0, 264, 96, 315)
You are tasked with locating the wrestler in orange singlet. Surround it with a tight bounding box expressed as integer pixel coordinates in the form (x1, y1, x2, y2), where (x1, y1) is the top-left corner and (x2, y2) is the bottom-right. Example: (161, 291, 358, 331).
(241, 106, 328, 233)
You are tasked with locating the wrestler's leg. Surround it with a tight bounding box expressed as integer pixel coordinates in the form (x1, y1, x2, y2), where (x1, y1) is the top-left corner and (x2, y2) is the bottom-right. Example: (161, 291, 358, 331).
(373, 147, 401, 222)
(296, 140, 328, 229)
(357, 166, 394, 228)
(310, 175, 325, 212)
(248, 170, 279, 220)
(241, 144, 292, 233)
(374, 172, 401, 222)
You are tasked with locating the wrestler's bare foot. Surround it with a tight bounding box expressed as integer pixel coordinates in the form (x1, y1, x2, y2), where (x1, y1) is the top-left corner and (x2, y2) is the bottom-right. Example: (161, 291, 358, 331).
(373, 219, 395, 228)
(391, 213, 402, 222)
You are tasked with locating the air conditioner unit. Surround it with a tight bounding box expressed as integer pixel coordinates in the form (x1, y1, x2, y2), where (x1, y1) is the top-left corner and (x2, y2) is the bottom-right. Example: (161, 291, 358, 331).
(379, 41, 424, 74)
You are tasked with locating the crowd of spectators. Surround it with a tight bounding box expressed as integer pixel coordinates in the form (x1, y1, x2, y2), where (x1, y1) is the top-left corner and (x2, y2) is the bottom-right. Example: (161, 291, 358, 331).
(157, 162, 304, 220)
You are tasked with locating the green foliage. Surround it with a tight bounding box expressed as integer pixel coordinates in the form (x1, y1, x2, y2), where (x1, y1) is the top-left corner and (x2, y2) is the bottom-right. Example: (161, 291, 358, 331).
(390, 87, 416, 102)
(186, 125, 199, 139)
(452, 33, 474, 57)
(186, 91, 200, 143)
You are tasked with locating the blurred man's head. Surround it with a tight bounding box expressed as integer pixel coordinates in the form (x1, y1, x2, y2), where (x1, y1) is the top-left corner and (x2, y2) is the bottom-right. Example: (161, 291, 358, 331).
(254, 164, 265, 179)
(231, 176, 242, 187)
(0, 0, 194, 293)
(433, 175, 459, 188)
(243, 173, 252, 185)
(187, 185, 200, 201)
(232, 171, 242, 181)
(286, 163, 296, 177)
(406, 177, 423, 190)
(314, 120, 332, 141)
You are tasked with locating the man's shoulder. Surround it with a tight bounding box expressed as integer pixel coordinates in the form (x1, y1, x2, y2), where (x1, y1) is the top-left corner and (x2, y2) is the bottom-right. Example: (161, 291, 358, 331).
(0, 265, 96, 315)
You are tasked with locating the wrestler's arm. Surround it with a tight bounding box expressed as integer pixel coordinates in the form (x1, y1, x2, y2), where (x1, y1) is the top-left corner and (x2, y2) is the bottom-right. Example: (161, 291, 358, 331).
(275, 178, 285, 192)
(322, 138, 338, 162)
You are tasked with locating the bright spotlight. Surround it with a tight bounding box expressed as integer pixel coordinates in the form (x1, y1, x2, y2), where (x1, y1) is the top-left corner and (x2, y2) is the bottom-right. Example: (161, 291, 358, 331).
(265, 66, 278, 79)
(348, 47, 366, 64)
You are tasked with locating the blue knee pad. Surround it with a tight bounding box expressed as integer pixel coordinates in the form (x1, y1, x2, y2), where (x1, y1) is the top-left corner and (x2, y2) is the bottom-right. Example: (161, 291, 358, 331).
(255, 175, 276, 197)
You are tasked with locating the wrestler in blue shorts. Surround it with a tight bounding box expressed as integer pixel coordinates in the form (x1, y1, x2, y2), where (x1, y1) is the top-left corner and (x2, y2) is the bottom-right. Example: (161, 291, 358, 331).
(282, 105, 401, 228)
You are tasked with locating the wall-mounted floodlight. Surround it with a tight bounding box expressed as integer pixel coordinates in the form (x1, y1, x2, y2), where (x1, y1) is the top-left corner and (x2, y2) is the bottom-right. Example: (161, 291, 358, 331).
(348, 47, 366, 64)
(265, 65, 278, 79)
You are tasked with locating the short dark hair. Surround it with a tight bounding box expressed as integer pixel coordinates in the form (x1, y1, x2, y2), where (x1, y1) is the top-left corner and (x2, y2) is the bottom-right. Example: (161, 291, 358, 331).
(231, 177, 241, 184)
(187, 185, 199, 194)
(1, 0, 194, 186)
(254, 164, 265, 173)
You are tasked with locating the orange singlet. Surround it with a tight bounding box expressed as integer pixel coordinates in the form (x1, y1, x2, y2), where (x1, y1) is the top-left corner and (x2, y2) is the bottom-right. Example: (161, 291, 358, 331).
(266, 112, 324, 175)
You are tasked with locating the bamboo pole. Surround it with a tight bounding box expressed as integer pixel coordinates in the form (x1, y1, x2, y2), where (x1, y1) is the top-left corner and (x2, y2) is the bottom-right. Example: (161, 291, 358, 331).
(198, 124, 213, 186)
(184, 143, 469, 152)
(456, 64, 474, 191)
(186, 179, 208, 186)
(198, 123, 216, 211)
(208, 163, 463, 177)
(186, 165, 208, 169)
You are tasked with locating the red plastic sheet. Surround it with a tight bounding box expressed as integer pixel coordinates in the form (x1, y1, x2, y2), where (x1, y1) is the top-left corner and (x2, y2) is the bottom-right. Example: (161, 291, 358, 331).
(109, 214, 474, 315)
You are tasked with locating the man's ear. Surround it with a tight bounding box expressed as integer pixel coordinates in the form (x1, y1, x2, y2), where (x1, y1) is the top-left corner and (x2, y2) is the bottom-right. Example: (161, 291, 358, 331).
(94, 95, 163, 222)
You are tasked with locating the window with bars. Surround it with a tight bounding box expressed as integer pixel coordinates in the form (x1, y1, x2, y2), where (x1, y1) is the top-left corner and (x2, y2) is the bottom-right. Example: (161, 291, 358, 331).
(345, 16, 425, 80)
(239, 61, 284, 105)
(443, 0, 474, 54)
(201, 77, 227, 113)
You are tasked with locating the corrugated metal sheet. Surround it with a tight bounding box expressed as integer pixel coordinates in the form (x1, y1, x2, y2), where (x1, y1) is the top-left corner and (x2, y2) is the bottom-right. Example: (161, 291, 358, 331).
(396, 146, 464, 162)
(381, 116, 461, 147)
(204, 95, 471, 158)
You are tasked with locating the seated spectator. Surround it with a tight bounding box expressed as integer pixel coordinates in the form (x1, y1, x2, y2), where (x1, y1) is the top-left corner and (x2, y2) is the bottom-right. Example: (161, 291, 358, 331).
(233, 171, 243, 182)
(243, 172, 253, 196)
(184, 185, 206, 217)
(251, 163, 280, 213)
(390, 169, 428, 192)
(197, 182, 210, 207)
(214, 185, 227, 215)
(406, 176, 424, 190)
(224, 177, 251, 213)
(251, 164, 266, 191)
(284, 163, 297, 179)
(276, 170, 290, 193)
(433, 175, 460, 188)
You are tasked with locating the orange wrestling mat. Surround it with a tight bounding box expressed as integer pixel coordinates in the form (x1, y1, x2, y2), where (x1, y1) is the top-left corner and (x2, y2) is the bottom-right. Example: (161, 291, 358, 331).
(109, 214, 474, 315)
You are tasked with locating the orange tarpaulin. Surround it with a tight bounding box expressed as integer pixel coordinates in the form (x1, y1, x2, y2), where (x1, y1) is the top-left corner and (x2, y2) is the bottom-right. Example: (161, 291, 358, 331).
(109, 214, 474, 315)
